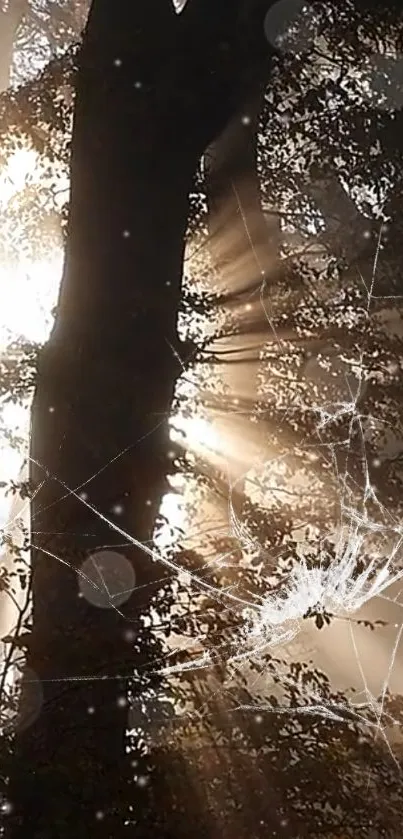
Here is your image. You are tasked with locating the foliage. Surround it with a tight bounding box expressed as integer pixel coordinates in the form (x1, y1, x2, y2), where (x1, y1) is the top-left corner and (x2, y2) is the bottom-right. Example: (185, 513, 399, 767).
(0, 1, 402, 836)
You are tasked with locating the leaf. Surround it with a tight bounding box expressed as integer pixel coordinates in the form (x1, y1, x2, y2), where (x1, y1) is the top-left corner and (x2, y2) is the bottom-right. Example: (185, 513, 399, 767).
(1, 632, 31, 649)
(18, 572, 27, 590)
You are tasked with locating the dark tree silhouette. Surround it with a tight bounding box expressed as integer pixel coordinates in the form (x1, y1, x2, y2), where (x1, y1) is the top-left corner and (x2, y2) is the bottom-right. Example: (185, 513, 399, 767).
(6, 1, 276, 836)
(0, 2, 402, 838)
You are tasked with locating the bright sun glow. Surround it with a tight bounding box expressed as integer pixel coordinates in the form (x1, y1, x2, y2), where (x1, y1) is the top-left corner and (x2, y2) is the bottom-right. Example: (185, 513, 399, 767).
(2, 120, 403, 742)
(0, 147, 63, 519)
(171, 414, 220, 454)
(0, 145, 219, 656)
(0, 146, 63, 350)
(0, 147, 39, 205)
(0, 256, 62, 349)
(0, 147, 65, 649)
(0, 147, 217, 539)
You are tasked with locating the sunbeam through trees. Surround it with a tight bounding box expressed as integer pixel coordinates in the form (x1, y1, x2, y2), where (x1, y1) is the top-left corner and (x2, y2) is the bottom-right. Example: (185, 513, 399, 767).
(0, 1, 402, 838)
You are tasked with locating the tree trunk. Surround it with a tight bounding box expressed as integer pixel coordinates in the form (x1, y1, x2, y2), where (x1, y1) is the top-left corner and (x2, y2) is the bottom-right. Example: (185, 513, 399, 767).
(7, 2, 273, 837)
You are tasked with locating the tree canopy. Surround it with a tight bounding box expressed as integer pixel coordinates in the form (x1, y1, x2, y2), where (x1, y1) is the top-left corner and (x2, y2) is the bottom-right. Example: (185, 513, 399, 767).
(0, 1, 402, 837)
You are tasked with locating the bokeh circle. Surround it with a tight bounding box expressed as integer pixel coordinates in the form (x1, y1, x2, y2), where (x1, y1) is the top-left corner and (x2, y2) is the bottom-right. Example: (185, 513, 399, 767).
(264, 0, 317, 54)
(79, 550, 136, 609)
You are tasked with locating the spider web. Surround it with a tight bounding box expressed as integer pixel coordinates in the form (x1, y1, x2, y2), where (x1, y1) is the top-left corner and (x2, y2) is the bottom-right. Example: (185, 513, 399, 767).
(21, 219, 402, 773)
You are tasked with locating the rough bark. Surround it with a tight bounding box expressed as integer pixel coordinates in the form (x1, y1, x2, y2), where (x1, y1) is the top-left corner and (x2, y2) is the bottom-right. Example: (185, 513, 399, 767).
(7, 1, 274, 837)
